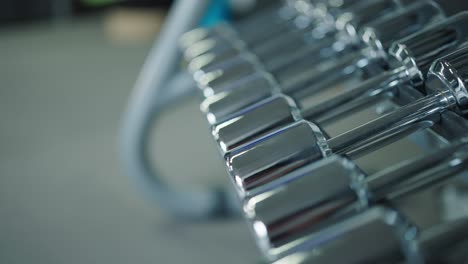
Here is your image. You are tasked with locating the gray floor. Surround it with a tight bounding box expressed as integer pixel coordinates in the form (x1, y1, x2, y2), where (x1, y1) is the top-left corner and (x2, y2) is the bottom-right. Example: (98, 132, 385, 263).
(0, 17, 258, 264)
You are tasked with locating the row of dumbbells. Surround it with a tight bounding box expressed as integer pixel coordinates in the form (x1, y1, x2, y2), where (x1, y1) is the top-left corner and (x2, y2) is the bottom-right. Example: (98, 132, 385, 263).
(180, 0, 468, 263)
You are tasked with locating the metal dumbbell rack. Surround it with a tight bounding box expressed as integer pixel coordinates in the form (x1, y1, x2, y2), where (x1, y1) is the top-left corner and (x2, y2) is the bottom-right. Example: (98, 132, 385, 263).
(121, 0, 468, 263)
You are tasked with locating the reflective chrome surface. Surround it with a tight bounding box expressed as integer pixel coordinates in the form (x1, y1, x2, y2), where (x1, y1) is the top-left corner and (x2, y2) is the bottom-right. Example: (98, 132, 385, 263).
(191, 0, 412, 97)
(245, 156, 365, 260)
(426, 46, 468, 115)
(327, 90, 450, 157)
(270, 206, 409, 263)
(416, 217, 468, 262)
(182, 2, 300, 61)
(194, 55, 261, 90)
(198, 2, 447, 127)
(201, 72, 278, 125)
(213, 95, 300, 153)
(387, 12, 468, 87)
(249, 137, 468, 261)
(301, 65, 407, 123)
(219, 44, 468, 197)
(226, 120, 329, 196)
(178, 2, 468, 263)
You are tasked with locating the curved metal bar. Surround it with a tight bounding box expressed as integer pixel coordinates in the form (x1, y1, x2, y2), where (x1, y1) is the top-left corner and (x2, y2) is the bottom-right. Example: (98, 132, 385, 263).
(120, 0, 240, 219)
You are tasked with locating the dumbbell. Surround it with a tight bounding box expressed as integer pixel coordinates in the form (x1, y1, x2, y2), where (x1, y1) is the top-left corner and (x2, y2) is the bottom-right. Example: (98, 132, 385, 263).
(180, 1, 297, 58)
(199, 1, 444, 122)
(225, 43, 468, 197)
(181, 0, 368, 50)
(211, 12, 466, 154)
(243, 139, 468, 260)
(188, 0, 402, 79)
(273, 206, 468, 264)
(182, 0, 365, 65)
(303, 17, 467, 124)
(193, 0, 412, 95)
(182, 0, 324, 63)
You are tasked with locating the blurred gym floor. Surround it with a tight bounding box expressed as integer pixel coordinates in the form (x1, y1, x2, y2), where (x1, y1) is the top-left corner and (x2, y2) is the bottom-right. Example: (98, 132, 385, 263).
(0, 13, 258, 264)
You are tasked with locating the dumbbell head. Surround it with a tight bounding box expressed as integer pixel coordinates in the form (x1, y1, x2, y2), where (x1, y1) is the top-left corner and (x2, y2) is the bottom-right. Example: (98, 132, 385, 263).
(201, 73, 278, 124)
(180, 22, 238, 49)
(213, 95, 299, 153)
(186, 44, 244, 75)
(246, 137, 468, 261)
(183, 0, 324, 65)
(244, 155, 368, 260)
(187, 0, 399, 65)
(181, 1, 299, 59)
(388, 12, 468, 89)
(244, 147, 466, 259)
(191, 52, 251, 79)
(182, 29, 243, 63)
(263, 206, 409, 262)
(359, 0, 445, 63)
(273, 210, 468, 264)
(221, 87, 444, 196)
(192, 55, 261, 93)
(179, 0, 292, 50)
(201, 2, 447, 126)
(179, 0, 297, 48)
(179, 28, 210, 50)
(292, 1, 445, 97)
(183, 0, 313, 66)
(332, 0, 404, 46)
(201, 72, 278, 122)
(225, 120, 330, 196)
(193, 0, 406, 91)
(219, 44, 468, 198)
(426, 45, 468, 116)
(210, 13, 468, 152)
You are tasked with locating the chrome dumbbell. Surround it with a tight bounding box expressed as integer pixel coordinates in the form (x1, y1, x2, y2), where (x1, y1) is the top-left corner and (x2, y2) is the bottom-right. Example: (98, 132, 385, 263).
(200, 1, 445, 122)
(274, 206, 468, 264)
(182, 0, 365, 66)
(225, 44, 468, 197)
(180, 1, 299, 60)
(188, 0, 402, 79)
(212, 12, 467, 153)
(193, 0, 413, 96)
(244, 139, 468, 260)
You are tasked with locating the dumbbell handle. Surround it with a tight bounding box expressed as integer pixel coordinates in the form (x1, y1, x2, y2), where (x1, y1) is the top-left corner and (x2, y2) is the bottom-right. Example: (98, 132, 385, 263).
(278, 49, 364, 95)
(275, 1, 432, 97)
(332, 42, 468, 158)
(265, 34, 337, 73)
(367, 143, 468, 202)
(302, 66, 407, 123)
(418, 217, 468, 261)
(328, 92, 452, 158)
(388, 151, 468, 200)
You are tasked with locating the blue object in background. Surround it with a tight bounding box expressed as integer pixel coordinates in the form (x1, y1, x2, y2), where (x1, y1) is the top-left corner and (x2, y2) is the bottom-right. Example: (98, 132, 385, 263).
(199, 0, 231, 27)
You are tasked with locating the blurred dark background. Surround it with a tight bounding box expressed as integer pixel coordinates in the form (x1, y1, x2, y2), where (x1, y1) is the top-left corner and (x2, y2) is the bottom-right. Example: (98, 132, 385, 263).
(0, 1, 260, 264)
(0, 0, 173, 24)
(1, 0, 468, 25)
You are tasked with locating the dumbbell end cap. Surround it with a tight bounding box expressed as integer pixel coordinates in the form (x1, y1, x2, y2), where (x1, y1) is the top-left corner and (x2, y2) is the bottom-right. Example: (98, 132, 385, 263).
(388, 42, 424, 87)
(271, 206, 408, 263)
(427, 47, 468, 115)
(180, 28, 210, 49)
